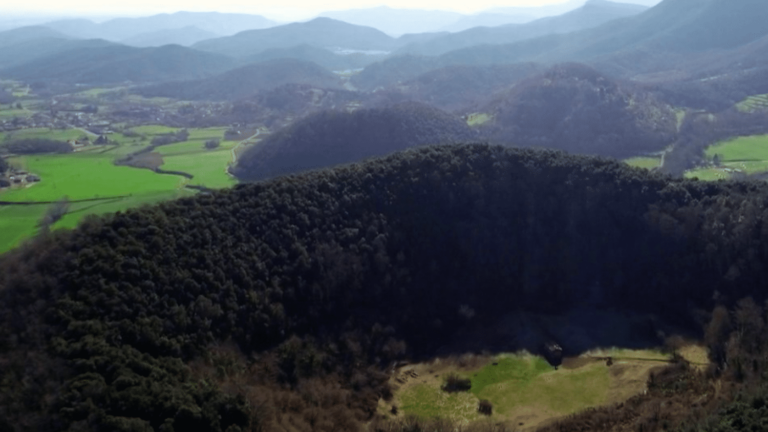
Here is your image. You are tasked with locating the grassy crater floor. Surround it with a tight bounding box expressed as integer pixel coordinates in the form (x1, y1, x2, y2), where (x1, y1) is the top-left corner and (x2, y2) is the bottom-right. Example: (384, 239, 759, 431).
(385, 347, 706, 430)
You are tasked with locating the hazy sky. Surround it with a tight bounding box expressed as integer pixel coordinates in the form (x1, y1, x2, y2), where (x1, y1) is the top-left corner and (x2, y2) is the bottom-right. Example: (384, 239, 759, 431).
(3, 0, 663, 21)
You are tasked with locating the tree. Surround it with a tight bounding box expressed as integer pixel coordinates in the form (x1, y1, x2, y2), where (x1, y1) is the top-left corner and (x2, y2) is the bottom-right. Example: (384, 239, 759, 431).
(713, 153, 721, 167)
(38, 196, 70, 235)
(205, 140, 221, 150)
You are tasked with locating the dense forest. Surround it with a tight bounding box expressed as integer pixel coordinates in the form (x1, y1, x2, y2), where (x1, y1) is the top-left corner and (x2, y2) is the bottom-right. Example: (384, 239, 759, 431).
(0, 138, 73, 155)
(232, 102, 476, 181)
(5, 144, 768, 430)
(135, 59, 342, 101)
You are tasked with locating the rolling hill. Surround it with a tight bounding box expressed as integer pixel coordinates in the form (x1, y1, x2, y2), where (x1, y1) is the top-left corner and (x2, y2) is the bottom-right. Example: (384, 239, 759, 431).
(232, 102, 476, 180)
(135, 58, 342, 101)
(121, 26, 220, 47)
(1, 44, 237, 84)
(477, 63, 677, 158)
(398, 0, 648, 56)
(386, 63, 542, 111)
(193, 18, 396, 58)
(0, 25, 70, 47)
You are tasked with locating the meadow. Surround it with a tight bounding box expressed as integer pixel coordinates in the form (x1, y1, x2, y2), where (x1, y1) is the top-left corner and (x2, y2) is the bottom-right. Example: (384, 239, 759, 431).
(624, 156, 660, 170)
(391, 348, 682, 429)
(736, 94, 768, 113)
(685, 134, 768, 180)
(0, 126, 244, 253)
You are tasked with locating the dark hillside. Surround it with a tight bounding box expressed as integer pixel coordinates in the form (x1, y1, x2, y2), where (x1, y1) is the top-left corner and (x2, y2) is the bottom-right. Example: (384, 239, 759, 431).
(135, 59, 342, 101)
(232, 102, 476, 181)
(479, 63, 677, 158)
(246, 44, 383, 71)
(5, 144, 768, 430)
(351, 55, 442, 91)
(1, 44, 237, 84)
(393, 63, 542, 111)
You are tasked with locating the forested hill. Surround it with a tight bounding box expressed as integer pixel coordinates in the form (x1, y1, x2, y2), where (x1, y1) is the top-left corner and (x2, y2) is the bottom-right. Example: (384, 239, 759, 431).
(478, 63, 677, 158)
(5, 145, 768, 430)
(135, 58, 342, 101)
(1, 44, 237, 85)
(232, 102, 476, 181)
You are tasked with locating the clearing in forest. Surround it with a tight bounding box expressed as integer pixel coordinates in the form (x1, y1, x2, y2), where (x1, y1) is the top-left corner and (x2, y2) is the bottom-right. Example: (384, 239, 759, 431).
(385, 346, 707, 431)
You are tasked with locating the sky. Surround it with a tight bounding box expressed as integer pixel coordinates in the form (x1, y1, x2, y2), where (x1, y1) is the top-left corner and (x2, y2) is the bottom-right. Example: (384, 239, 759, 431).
(2, 0, 663, 21)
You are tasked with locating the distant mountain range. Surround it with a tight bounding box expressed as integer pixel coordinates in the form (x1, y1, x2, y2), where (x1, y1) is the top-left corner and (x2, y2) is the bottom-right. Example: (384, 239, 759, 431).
(193, 17, 396, 58)
(398, 0, 649, 56)
(319, 6, 463, 36)
(121, 26, 219, 47)
(43, 12, 276, 45)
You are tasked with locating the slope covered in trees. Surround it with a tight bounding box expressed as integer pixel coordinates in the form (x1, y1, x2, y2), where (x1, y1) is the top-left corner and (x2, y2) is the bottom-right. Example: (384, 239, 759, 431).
(232, 102, 476, 181)
(136, 59, 342, 101)
(478, 63, 677, 158)
(1, 44, 237, 85)
(6, 144, 768, 431)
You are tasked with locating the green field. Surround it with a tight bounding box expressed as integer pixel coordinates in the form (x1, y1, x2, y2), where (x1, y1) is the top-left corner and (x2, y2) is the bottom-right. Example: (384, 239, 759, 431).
(705, 135, 768, 161)
(736, 94, 768, 113)
(0, 205, 49, 254)
(0, 108, 31, 119)
(2, 154, 182, 202)
(394, 349, 670, 428)
(467, 113, 492, 126)
(162, 150, 236, 189)
(684, 135, 768, 180)
(0, 126, 248, 253)
(624, 156, 660, 170)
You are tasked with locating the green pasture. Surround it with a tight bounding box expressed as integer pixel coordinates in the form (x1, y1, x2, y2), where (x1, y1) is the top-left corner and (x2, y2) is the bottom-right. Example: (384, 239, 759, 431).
(1, 154, 182, 202)
(705, 135, 768, 162)
(0, 108, 31, 119)
(624, 156, 660, 170)
(161, 150, 236, 189)
(0, 205, 48, 254)
(399, 354, 610, 423)
(467, 113, 492, 127)
(736, 94, 768, 113)
(684, 167, 729, 181)
(56, 189, 194, 230)
(130, 125, 180, 136)
(398, 349, 668, 425)
(685, 134, 768, 180)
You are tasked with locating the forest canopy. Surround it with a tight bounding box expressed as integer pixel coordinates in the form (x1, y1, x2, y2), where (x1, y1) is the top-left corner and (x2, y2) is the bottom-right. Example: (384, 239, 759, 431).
(3, 144, 768, 431)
